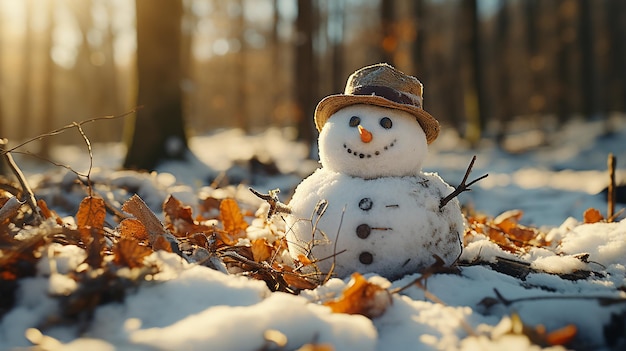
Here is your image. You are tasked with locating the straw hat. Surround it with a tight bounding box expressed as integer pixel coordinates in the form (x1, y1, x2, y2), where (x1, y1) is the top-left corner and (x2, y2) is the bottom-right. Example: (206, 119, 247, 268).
(314, 63, 440, 144)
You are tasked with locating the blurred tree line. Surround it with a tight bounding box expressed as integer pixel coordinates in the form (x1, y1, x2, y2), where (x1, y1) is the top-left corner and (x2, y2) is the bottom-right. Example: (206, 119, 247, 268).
(1, 0, 625, 170)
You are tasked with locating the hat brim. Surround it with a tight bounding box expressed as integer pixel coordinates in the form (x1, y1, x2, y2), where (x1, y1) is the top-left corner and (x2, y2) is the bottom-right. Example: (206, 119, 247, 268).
(314, 94, 440, 144)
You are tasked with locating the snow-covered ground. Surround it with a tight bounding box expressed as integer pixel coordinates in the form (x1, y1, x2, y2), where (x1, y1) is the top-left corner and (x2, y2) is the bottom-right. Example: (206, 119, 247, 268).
(2, 117, 626, 350)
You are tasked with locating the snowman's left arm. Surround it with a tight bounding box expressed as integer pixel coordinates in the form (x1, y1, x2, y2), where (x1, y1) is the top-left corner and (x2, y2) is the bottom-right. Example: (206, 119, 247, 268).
(439, 155, 488, 210)
(249, 187, 292, 219)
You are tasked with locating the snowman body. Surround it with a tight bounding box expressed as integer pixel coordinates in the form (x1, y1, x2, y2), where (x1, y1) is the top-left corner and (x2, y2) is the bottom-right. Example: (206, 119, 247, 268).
(286, 104, 464, 280)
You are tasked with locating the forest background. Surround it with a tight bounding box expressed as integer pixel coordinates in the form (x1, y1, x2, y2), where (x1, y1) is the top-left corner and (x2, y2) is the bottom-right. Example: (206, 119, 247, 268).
(0, 0, 625, 171)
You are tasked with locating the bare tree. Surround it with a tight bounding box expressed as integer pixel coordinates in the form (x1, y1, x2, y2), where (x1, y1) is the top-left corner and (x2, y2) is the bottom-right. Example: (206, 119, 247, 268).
(380, 0, 395, 64)
(0, 16, 4, 175)
(124, 0, 188, 171)
(294, 0, 317, 146)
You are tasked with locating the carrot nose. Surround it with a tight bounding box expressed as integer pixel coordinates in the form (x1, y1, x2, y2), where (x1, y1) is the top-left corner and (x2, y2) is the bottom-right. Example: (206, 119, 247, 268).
(358, 125, 373, 143)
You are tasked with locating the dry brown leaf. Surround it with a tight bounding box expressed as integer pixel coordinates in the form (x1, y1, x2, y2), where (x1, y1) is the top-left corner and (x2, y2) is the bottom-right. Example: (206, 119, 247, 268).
(486, 226, 518, 253)
(163, 195, 194, 224)
(272, 263, 318, 290)
(251, 238, 273, 262)
(76, 196, 106, 231)
(112, 238, 153, 268)
(76, 197, 106, 268)
(297, 254, 313, 266)
(37, 199, 63, 225)
(493, 209, 523, 231)
(583, 208, 604, 224)
(545, 324, 577, 346)
(506, 225, 540, 243)
(219, 198, 248, 242)
(153, 235, 174, 253)
(295, 344, 335, 351)
(200, 196, 221, 217)
(123, 195, 169, 242)
(119, 218, 149, 241)
(324, 272, 392, 318)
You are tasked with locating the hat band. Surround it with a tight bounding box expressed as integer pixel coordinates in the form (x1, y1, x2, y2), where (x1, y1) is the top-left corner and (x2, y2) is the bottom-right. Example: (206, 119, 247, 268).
(351, 85, 419, 107)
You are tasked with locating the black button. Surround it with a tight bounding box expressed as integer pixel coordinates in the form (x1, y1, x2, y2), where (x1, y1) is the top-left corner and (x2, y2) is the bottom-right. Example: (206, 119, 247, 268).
(358, 197, 373, 211)
(359, 252, 373, 265)
(356, 224, 371, 239)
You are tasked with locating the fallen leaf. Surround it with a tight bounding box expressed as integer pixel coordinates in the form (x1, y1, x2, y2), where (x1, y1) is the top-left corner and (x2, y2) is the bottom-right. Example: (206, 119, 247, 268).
(112, 238, 153, 268)
(324, 272, 391, 318)
(119, 218, 149, 241)
(297, 254, 313, 266)
(251, 238, 273, 262)
(219, 198, 248, 243)
(76, 197, 106, 268)
(163, 195, 194, 224)
(122, 195, 177, 252)
(76, 196, 106, 231)
(494, 209, 524, 232)
(37, 199, 63, 225)
(272, 263, 318, 290)
(153, 235, 174, 253)
(295, 344, 335, 351)
(545, 324, 577, 346)
(583, 208, 604, 224)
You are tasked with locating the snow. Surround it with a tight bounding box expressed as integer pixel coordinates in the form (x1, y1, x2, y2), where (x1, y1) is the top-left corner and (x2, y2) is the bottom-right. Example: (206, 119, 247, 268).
(2, 117, 626, 350)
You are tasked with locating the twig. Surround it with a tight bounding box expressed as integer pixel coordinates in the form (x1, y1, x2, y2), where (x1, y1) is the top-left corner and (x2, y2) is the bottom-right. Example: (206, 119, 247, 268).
(249, 187, 292, 218)
(439, 155, 488, 210)
(493, 288, 626, 307)
(72, 122, 94, 197)
(0, 109, 139, 156)
(0, 196, 24, 223)
(0, 139, 43, 222)
(608, 153, 616, 221)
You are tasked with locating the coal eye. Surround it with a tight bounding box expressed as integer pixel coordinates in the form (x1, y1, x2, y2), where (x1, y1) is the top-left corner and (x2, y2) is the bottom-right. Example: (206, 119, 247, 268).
(349, 116, 361, 127)
(380, 117, 393, 129)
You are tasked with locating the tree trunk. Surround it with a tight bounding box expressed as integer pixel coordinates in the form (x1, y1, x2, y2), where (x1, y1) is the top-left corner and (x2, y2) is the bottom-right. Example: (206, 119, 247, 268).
(330, 0, 345, 94)
(294, 0, 316, 146)
(124, 0, 188, 171)
(495, 0, 513, 145)
(578, 0, 596, 119)
(380, 0, 395, 64)
(40, 0, 56, 160)
(0, 19, 4, 175)
(18, 0, 34, 142)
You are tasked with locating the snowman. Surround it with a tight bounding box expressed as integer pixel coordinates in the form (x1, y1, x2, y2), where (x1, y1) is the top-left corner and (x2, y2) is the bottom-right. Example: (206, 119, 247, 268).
(284, 63, 466, 281)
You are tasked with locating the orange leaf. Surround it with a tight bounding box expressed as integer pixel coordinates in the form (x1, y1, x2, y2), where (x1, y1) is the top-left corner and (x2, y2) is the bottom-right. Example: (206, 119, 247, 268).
(119, 218, 149, 241)
(272, 263, 318, 290)
(76, 196, 106, 231)
(37, 199, 63, 225)
(297, 254, 313, 266)
(546, 324, 577, 346)
(219, 198, 248, 237)
(583, 208, 604, 224)
(507, 226, 540, 243)
(324, 273, 391, 318)
(295, 344, 335, 351)
(494, 209, 523, 232)
(122, 194, 170, 244)
(76, 197, 106, 268)
(153, 235, 174, 253)
(251, 238, 273, 262)
(163, 195, 195, 224)
(113, 238, 153, 268)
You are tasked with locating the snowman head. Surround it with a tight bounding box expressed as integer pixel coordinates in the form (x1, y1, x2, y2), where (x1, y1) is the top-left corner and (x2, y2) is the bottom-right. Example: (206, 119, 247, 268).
(315, 63, 440, 144)
(319, 104, 428, 178)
